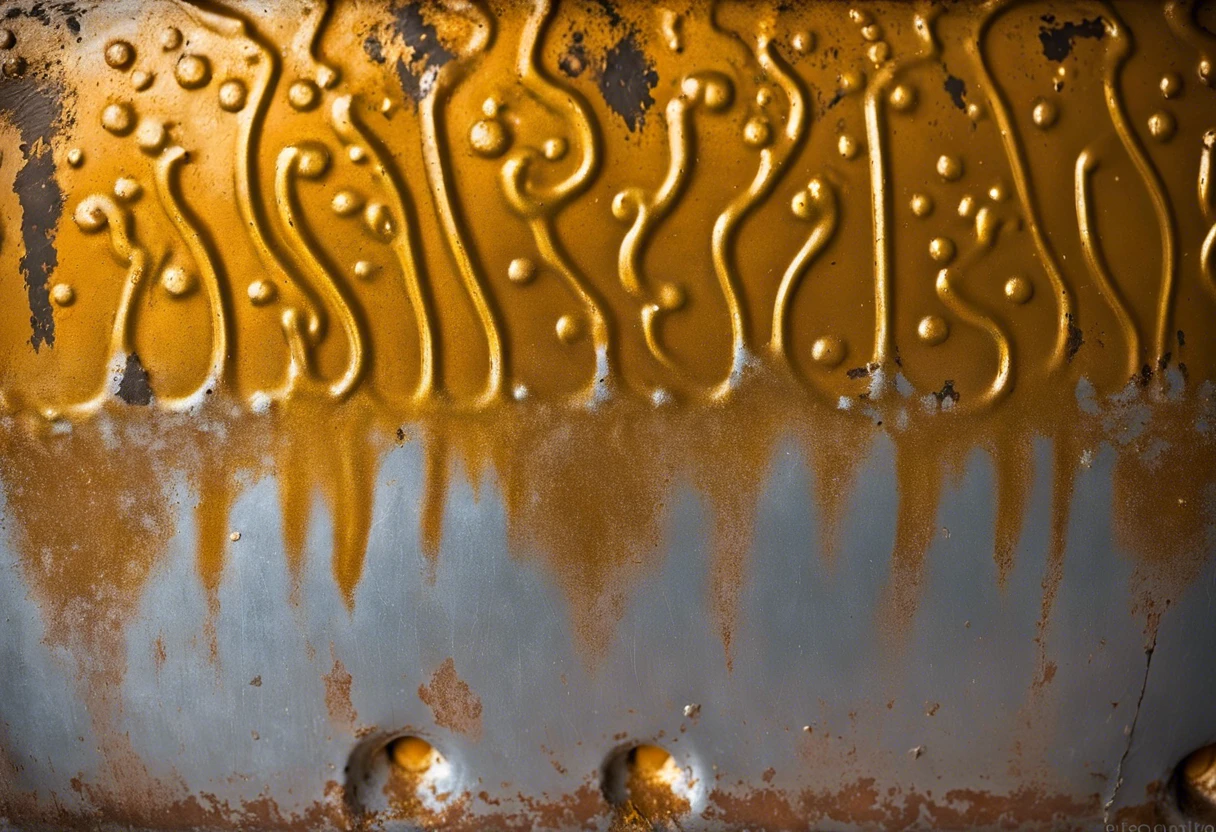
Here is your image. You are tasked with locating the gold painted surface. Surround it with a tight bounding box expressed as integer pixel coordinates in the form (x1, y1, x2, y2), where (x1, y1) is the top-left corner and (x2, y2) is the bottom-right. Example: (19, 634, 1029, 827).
(0, 0, 1214, 825)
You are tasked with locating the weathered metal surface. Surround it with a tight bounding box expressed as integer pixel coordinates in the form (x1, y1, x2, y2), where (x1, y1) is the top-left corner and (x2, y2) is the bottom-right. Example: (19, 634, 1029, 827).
(0, 0, 1215, 828)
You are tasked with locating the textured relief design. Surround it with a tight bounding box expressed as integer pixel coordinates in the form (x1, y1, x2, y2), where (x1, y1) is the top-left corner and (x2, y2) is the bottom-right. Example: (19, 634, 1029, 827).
(0, 0, 1215, 824)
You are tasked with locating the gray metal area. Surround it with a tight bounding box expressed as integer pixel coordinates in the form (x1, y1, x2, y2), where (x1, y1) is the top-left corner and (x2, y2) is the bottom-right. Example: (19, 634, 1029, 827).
(1, 430, 1210, 829)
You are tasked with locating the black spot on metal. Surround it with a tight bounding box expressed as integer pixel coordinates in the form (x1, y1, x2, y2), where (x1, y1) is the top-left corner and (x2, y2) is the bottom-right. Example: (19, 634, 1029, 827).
(591, 0, 623, 28)
(1065, 314, 1084, 361)
(944, 75, 967, 111)
(560, 31, 587, 78)
(845, 366, 870, 380)
(1038, 16, 1105, 62)
(0, 78, 64, 351)
(1178, 329, 1186, 348)
(598, 34, 657, 132)
(117, 353, 153, 406)
(934, 380, 960, 405)
(389, 2, 454, 103)
(363, 33, 386, 64)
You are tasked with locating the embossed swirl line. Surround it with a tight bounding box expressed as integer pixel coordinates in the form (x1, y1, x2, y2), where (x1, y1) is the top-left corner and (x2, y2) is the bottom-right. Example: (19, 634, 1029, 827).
(1099, 8, 1177, 370)
(864, 7, 942, 379)
(331, 95, 437, 402)
(1074, 146, 1141, 383)
(709, 33, 808, 399)
(274, 145, 368, 399)
(771, 178, 838, 367)
(968, 0, 1074, 372)
(153, 145, 234, 405)
(49, 196, 149, 418)
(501, 0, 612, 402)
(177, 1, 331, 345)
(1201, 130, 1216, 298)
(615, 72, 732, 374)
(418, 0, 504, 405)
(933, 206, 1013, 411)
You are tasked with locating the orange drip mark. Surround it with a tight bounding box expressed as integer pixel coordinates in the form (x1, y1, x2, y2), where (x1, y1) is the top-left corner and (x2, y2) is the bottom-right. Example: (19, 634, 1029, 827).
(420, 429, 448, 581)
(991, 435, 1033, 588)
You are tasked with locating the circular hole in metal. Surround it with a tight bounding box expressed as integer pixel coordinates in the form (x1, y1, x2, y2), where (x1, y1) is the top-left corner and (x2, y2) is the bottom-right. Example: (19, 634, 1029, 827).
(601, 743, 692, 827)
(1173, 744, 1216, 821)
(346, 734, 453, 820)
(388, 735, 440, 775)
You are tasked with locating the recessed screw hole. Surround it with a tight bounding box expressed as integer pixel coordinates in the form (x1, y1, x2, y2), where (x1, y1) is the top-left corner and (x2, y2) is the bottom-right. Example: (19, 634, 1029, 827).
(1173, 744, 1216, 822)
(602, 744, 692, 828)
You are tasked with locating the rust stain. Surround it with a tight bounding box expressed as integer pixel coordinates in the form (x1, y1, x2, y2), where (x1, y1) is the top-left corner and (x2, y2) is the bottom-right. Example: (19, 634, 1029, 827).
(322, 649, 357, 730)
(417, 657, 483, 740)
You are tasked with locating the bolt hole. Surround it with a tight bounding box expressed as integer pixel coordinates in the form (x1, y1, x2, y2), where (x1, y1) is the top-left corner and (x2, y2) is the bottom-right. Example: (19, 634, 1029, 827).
(602, 744, 692, 827)
(1173, 744, 1216, 821)
(387, 735, 441, 775)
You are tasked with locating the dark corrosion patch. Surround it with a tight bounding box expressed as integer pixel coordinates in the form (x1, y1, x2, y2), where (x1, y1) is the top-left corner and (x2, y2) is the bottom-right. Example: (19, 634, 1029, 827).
(598, 33, 657, 132)
(0, 78, 63, 351)
(1038, 15, 1105, 62)
(117, 353, 152, 405)
(390, 2, 454, 102)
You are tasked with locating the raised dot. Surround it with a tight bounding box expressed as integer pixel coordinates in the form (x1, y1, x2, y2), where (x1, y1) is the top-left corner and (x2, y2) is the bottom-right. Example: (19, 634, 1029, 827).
(888, 84, 915, 112)
(988, 182, 1007, 202)
(1031, 97, 1058, 128)
(743, 117, 772, 148)
(909, 193, 933, 217)
(2, 56, 26, 78)
(331, 190, 363, 216)
(0, 29, 14, 50)
(658, 282, 685, 310)
(101, 102, 135, 136)
(867, 41, 890, 64)
(917, 315, 949, 346)
(353, 260, 377, 280)
(218, 79, 247, 112)
(248, 280, 276, 305)
(791, 190, 813, 219)
(791, 31, 813, 54)
(936, 154, 962, 181)
(160, 27, 182, 51)
(482, 97, 500, 117)
(293, 145, 328, 179)
(848, 8, 872, 25)
(66, 148, 84, 168)
(755, 87, 773, 107)
(380, 97, 393, 114)
(1160, 72, 1183, 99)
(811, 336, 846, 367)
(468, 119, 508, 157)
(861, 24, 882, 42)
(1004, 276, 1033, 304)
(611, 191, 634, 221)
(161, 265, 196, 297)
(958, 194, 976, 217)
(1147, 110, 1176, 142)
(131, 70, 153, 91)
(50, 283, 74, 306)
(1200, 58, 1213, 86)
(104, 40, 135, 70)
(175, 54, 211, 89)
(364, 202, 393, 237)
(542, 137, 567, 160)
(135, 120, 167, 154)
(928, 237, 955, 263)
(1205, 129, 1216, 150)
(507, 257, 536, 284)
(348, 145, 367, 163)
(556, 314, 582, 344)
(701, 77, 732, 111)
(288, 79, 319, 110)
(839, 70, 864, 95)
(74, 200, 108, 232)
(317, 65, 340, 90)
(114, 177, 142, 201)
(838, 133, 861, 160)
(966, 102, 985, 121)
